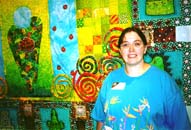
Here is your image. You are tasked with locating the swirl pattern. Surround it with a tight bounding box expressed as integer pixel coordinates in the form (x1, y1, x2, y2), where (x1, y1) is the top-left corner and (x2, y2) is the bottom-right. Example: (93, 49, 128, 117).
(99, 56, 124, 75)
(74, 72, 99, 102)
(104, 27, 123, 56)
(77, 55, 98, 74)
(51, 74, 73, 99)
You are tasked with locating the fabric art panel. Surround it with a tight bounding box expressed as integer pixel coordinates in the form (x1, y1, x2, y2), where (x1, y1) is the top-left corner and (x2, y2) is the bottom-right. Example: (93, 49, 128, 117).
(40, 108, 70, 130)
(145, 0, 175, 15)
(176, 25, 191, 42)
(0, 101, 20, 129)
(34, 102, 95, 130)
(48, 0, 79, 76)
(138, 0, 181, 20)
(76, 0, 132, 59)
(0, 0, 53, 96)
(154, 26, 175, 42)
(0, 108, 19, 129)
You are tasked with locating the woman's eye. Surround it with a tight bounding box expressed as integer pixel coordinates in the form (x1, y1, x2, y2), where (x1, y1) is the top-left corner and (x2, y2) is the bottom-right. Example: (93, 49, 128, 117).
(135, 42, 141, 47)
(121, 43, 129, 47)
(120, 41, 142, 48)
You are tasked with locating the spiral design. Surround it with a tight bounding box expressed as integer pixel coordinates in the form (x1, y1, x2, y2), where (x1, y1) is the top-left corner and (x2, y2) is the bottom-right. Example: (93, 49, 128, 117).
(99, 56, 124, 74)
(0, 77, 8, 99)
(51, 74, 73, 99)
(77, 55, 98, 74)
(74, 72, 98, 102)
(107, 35, 120, 56)
(104, 27, 123, 56)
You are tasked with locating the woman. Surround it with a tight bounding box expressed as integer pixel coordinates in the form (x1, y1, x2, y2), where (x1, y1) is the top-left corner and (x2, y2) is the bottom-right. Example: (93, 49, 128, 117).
(91, 27, 191, 130)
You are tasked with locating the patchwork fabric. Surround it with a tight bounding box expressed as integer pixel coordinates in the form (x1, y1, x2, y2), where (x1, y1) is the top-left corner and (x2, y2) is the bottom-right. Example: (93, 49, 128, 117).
(76, 0, 132, 59)
(154, 26, 175, 42)
(146, 0, 175, 15)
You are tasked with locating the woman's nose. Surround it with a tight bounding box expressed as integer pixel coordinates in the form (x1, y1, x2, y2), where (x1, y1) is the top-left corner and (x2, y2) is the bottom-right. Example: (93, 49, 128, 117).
(128, 44, 135, 51)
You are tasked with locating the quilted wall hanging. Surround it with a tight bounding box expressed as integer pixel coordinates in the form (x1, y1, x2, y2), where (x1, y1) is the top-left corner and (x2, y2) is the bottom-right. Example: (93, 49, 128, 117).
(0, 0, 132, 102)
(0, 0, 190, 105)
(0, 0, 54, 97)
(0, 0, 191, 129)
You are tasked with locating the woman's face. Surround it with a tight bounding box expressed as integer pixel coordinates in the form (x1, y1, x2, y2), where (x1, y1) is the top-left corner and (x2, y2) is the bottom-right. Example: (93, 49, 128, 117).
(119, 31, 147, 66)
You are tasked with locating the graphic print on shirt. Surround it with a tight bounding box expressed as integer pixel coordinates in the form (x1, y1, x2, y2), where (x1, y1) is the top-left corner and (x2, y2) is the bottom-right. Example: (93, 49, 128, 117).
(104, 96, 153, 130)
(111, 82, 126, 90)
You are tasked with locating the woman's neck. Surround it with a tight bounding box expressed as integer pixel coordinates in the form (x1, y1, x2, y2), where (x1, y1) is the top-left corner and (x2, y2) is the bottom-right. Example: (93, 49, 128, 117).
(125, 62, 150, 77)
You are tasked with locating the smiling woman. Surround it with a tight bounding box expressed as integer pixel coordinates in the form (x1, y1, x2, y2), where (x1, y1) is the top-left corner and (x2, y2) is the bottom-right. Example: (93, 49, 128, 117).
(91, 26, 191, 130)
(118, 28, 148, 75)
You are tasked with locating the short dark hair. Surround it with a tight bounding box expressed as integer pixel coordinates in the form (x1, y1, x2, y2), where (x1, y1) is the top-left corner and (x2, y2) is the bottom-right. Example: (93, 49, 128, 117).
(118, 27, 147, 48)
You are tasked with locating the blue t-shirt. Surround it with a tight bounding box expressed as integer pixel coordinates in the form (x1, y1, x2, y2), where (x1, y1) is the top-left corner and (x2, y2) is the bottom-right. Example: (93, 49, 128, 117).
(91, 65, 191, 130)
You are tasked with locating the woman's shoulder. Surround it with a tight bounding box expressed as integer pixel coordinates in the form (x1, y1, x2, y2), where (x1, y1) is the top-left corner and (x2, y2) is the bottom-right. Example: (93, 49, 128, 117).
(148, 65, 173, 79)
